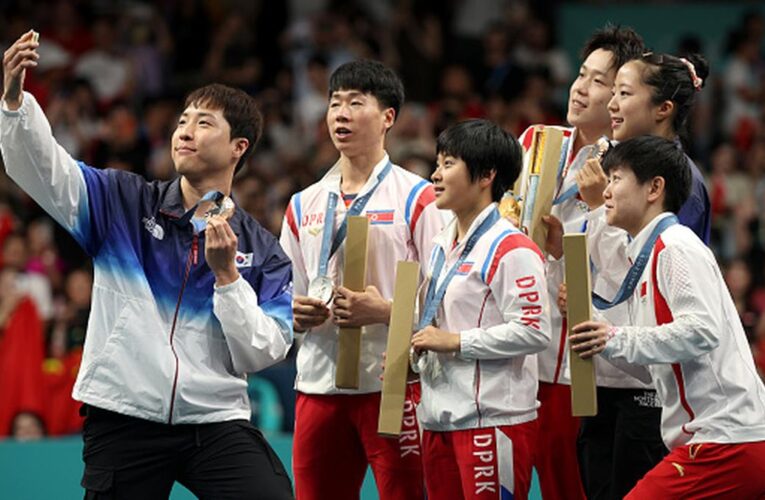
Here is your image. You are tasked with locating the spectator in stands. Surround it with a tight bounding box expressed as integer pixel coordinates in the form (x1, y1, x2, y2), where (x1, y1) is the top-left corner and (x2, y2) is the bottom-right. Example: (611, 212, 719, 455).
(10, 411, 46, 441)
(47, 78, 100, 161)
(43, 268, 93, 436)
(1, 232, 53, 322)
(50, 267, 92, 358)
(91, 101, 151, 176)
(43, 0, 93, 57)
(430, 64, 485, 133)
(722, 30, 763, 150)
(204, 13, 262, 92)
(25, 218, 64, 291)
(74, 16, 134, 105)
(707, 142, 750, 260)
(0, 268, 46, 439)
(124, 4, 173, 99)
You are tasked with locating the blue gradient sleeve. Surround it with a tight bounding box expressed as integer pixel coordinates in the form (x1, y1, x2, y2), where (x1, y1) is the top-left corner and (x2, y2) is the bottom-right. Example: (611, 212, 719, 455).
(76, 162, 115, 257)
(256, 246, 294, 340)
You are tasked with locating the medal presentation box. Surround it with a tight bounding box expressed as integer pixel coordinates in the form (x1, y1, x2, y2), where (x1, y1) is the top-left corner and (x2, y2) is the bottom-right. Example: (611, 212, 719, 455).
(378, 261, 420, 437)
(509, 126, 564, 250)
(335, 216, 370, 389)
(563, 233, 597, 416)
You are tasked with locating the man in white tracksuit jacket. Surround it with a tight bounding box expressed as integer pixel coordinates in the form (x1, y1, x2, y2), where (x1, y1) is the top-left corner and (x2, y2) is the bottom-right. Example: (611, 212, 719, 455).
(2, 31, 293, 499)
(280, 60, 444, 500)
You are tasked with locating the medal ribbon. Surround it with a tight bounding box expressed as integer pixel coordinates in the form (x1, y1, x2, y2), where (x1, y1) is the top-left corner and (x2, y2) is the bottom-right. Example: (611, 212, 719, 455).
(592, 215, 678, 310)
(178, 190, 226, 234)
(316, 161, 393, 277)
(417, 208, 500, 330)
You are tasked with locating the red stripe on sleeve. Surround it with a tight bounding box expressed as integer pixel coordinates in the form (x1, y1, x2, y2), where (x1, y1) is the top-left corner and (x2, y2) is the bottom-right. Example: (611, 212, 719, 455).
(409, 184, 436, 234)
(520, 126, 538, 150)
(486, 233, 544, 285)
(286, 201, 299, 240)
(651, 237, 696, 429)
(651, 239, 673, 323)
(552, 317, 568, 384)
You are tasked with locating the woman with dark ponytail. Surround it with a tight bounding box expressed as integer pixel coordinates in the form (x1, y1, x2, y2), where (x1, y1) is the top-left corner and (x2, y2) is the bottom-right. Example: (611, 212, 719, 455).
(607, 51, 712, 242)
(571, 51, 714, 500)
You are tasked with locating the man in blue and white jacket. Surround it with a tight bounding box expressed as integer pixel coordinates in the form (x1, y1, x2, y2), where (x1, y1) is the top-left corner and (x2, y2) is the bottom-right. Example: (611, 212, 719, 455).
(1, 31, 294, 499)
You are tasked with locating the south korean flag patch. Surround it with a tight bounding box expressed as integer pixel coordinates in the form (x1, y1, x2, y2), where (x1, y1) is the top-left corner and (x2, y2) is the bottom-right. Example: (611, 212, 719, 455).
(234, 250, 254, 268)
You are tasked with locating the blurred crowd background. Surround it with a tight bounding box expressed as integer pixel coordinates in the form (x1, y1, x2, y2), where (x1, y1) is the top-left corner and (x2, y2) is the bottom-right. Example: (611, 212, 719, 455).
(1, 0, 765, 441)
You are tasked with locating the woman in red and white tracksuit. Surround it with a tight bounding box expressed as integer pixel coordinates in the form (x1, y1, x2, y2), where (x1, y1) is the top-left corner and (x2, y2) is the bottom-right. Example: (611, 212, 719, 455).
(571, 135, 765, 499)
(411, 119, 551, 500)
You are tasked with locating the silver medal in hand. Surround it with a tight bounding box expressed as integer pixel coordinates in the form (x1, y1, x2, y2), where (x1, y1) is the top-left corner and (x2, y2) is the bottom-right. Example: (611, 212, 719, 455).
(307, 275, 334, 304)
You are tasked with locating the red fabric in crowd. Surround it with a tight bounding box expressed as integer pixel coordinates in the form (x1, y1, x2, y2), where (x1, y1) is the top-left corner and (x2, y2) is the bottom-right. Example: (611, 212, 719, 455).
(0, 298, 46, 436)
(42, 350, 83, 436)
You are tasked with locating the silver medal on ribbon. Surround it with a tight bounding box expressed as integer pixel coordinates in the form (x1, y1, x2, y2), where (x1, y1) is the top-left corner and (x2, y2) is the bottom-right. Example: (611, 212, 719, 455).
(196, 195, 235, 222)
(307, 275, 334, 304)
(191, 193, 235, 233)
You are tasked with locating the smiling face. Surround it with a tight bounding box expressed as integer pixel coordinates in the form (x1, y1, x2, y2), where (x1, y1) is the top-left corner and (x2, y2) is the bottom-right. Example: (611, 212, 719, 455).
(603, 165, 653, 236)
(608, 61, 663, 141)
(567, 48, 616, 138)
(431, 153, 489, 214)
(171, 104, 247, 180)
(326, 90, 394, 160)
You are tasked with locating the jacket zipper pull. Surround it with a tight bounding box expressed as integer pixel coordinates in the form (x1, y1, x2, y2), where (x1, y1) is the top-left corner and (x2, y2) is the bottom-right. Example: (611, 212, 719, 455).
(192, 234, 199, 265)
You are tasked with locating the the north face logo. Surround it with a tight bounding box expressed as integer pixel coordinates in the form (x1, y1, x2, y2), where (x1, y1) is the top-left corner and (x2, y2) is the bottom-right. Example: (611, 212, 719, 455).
(142, 217, 165, 240)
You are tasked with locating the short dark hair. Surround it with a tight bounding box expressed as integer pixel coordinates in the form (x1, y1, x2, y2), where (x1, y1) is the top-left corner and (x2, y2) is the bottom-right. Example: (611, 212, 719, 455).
(580, 24, 645, 72)
(636, 52, 710, 134)
(436, 119, 523, 202)
(328, 60, 405, 119)
(184, 84, 263, 173)
(601, 135, 691, 213)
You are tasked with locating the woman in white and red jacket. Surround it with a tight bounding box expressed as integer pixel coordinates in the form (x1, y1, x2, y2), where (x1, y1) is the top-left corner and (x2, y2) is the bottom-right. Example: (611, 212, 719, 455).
(570, 135, 765, 499)
(411, 119, 551, 500)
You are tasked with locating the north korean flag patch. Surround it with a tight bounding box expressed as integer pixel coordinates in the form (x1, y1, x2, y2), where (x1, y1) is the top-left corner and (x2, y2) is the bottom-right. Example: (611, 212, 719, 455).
(456, 262, 474, 275)
(366, 209, 395, 225)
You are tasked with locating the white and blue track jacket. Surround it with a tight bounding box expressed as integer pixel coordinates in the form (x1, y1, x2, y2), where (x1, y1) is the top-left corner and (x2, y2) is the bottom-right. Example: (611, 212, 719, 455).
(415, 204, 551, 431)
(1, 92, 293, 424)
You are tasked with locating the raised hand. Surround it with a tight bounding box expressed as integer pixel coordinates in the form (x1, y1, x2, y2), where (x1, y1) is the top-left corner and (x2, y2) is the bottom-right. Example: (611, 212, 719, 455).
(3, 30, 39, 110)
(542, 214, 564, 259)
(575, 158, 608, 210)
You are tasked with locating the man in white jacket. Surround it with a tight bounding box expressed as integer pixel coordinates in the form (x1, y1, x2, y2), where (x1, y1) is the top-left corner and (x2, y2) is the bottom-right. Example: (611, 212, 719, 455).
(280, 59, 444, 500)
(570, 135, 765, 499)
(517, 25, 657, 500)
(2, 31, 294, 499)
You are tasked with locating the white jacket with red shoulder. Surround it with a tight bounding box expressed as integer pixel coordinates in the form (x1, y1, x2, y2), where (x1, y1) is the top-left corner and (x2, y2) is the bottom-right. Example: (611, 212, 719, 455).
(602, 213, 765, 450)
(279, 155, 445, 394)
(415, 204, 551, 431)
